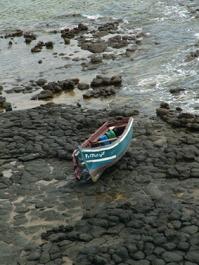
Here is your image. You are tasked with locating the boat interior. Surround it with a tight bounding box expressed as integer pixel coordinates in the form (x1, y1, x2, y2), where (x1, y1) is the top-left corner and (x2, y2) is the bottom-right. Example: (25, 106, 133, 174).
(92, 125, 125, 147)
(83, 118, 129, 148)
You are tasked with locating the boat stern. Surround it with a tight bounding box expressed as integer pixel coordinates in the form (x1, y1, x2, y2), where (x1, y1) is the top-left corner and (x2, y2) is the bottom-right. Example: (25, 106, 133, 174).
(72, 147, 90, 181)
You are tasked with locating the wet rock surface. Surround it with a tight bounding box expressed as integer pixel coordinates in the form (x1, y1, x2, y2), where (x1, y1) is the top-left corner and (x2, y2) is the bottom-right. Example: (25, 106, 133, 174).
(23, 32, 37, 44)
(0, 95, 12, 112)
(31, 79, 79, 100)
(0, 103, 198, 265)
(28, 200, 198, 265)
(185, 49, 199, 62)
(156, 103, 199, 131)
(83, 75, 122, 99)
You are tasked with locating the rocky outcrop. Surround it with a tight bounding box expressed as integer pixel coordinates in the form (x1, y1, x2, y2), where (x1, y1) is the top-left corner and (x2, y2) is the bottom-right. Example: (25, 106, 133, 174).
(83, 75, 122, 99)
(23, 32, 37, 44)
(185, 49, 199, 62)
(31, 79, 79, 100)
(0, 96, 12, 111)
(27, 200, 198, 265)
(80, 39, 108, 53)
(4, 29, 23, 38)
(61, 23, 88, 41)
(0, 104, 198, 264)
(156, 102, 199, 131)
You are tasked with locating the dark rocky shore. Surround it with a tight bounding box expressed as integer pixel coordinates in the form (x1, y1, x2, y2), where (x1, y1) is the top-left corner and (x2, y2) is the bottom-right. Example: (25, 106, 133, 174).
(0, 102, 198, 265)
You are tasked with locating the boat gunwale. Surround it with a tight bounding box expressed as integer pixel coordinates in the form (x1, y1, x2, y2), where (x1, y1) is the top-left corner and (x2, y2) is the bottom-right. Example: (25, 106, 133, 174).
(79, 117, 134, 153)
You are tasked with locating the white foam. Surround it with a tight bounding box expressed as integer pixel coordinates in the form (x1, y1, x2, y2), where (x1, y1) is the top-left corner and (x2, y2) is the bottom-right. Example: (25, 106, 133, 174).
(82, 14, 103, 20)
(194, 33, 199, 38)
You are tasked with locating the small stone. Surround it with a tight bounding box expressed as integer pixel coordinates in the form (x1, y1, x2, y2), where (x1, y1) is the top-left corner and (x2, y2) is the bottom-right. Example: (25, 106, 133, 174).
(186, 251, 199, 263)
(112, 254, 122, 263)
(40, 252, 50, 263)
(79, 233, 93, 242)
(31, 46, 42, 53)
(116, 246, 129, 260)
(0, 96, 6, 106)
(28, 251, 40, 261)
(90, 54, 103, 64)
(45, 41, 54, 49)
(133, 251, 145, 260)
(3, 102, 12, 111)
(185, 262, 198, 265)
(31, 90, 53, 100)
(93, 255, 106, 265)
(64, 38, 70, 44)
(36, 79, 47, 86)
(169, 87, 185, 94)
(162, 251, 183, 262)
(78, 83, 89, 90)
(87, 41, 107, 53)
(182, 225, 198, 235)
(151, 258, 165, 265)
(178, 242, 189, 251)
(78, 23, 88, 31)
(160, 102, 170, 109)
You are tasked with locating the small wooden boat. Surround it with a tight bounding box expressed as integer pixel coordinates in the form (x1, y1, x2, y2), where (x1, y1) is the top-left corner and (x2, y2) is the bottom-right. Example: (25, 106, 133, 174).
(72, 117, 134, 182)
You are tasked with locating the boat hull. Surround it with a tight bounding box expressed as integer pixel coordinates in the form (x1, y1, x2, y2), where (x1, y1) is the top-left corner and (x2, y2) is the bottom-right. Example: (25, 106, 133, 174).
(75, 117, 133, 182)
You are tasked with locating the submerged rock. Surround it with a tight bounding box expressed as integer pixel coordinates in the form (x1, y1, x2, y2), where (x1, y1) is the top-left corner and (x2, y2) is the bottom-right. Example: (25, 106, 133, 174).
(32, 79, 78, 100)
(91, 75, 122, 87)
(90, 54, 103, 64)
(31, 41, 45, 53)
(5, 29, 23, 38)
(108, 35, 129, 48)
(0, 85, 3, 94)
(98, 21, 119, 33)
(0, 96, 6, 107)
(78, 23, 88, 31)
(169, 87, 185, 94)
(61, 23, 88, 40)
(36, 79, 47, 86)
(185, 49, 199, 62)
(45, 41, 54, 49)
(78, 83, 89, 90)
(156, 103, 199, 131)
(31, 90, 53, 100)
(23, 32, 37, 44)
(80, 40, 108, 53)
(83, 75, 122, 99)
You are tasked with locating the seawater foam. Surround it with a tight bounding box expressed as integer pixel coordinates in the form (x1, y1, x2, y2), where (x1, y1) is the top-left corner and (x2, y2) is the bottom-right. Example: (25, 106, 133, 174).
(194, 33, 199, 39)
(82, 14, 103, 20)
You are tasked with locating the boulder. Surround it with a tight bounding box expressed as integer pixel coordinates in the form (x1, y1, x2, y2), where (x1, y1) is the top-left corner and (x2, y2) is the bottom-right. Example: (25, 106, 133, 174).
(36, 79, 47, 86)
(23, 32, 36, 44)
(45, 41, 54, 49)
(0, 96, 6, 107)
(81, 40, 107, 53)
(31, 90, 53, 100)
(169, 87, 185, 94)
(78, 83, 89, 90)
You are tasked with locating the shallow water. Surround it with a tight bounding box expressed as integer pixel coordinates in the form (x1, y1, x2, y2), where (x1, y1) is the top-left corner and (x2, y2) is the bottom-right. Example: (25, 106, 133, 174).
(0, 0, 199, 113)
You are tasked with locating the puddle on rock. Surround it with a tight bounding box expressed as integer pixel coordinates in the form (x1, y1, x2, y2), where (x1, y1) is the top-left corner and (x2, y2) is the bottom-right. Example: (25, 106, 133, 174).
(96, 192, 127, 203)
